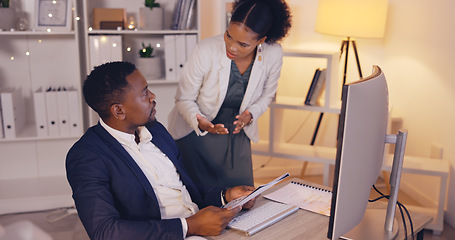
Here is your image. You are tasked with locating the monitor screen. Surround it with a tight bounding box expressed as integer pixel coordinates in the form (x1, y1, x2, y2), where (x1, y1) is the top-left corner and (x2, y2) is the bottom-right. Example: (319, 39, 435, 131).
(327, 65, 389, 239)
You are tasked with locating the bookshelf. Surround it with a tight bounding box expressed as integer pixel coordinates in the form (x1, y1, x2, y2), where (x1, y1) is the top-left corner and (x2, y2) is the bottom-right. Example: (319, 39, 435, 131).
(79, 0, 200, 128)
(252, 50, 340, 186)
(0, 0, 201, 215)
(0, 0, 82, 214)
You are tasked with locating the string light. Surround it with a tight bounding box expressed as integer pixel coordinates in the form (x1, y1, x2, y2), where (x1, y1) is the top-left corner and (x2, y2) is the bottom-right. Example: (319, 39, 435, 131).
(126, 47, 132, 52)
(7, 37, 46, 60)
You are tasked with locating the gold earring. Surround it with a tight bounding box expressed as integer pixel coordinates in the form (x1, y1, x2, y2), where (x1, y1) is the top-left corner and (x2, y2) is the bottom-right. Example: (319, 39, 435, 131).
(258, 44, 262, 61)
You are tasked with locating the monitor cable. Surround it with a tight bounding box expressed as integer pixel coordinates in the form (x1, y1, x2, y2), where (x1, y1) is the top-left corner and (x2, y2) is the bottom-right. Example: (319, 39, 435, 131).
(369, 185, 415, 240)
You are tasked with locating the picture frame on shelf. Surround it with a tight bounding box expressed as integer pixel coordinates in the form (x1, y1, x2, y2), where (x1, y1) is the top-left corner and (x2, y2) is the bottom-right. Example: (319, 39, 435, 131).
(35, 0, 72, 32)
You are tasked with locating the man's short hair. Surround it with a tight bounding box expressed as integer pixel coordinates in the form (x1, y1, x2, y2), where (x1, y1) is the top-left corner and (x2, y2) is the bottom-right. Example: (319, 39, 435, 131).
(83, 61, 136, 119)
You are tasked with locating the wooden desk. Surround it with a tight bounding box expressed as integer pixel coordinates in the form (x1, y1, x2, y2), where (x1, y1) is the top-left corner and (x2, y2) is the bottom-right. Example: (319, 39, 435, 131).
(207, 182, 432, 240)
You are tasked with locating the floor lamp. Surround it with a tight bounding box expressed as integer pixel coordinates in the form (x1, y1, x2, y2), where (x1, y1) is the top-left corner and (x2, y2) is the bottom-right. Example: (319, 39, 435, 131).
(301, 0, 388, 178)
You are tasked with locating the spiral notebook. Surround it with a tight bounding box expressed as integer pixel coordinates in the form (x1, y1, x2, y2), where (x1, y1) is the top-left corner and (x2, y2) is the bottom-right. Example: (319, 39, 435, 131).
(264, 178, 332, 216)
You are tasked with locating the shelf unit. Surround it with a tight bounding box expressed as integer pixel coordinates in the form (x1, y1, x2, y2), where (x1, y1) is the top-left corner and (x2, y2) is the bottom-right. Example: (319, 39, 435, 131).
(252, 50, 340, 186)
(0, 0, 201, 215)
(79, 0, 201, 128)
(0, 0, 82, 214)
(250, 51, 449, 233)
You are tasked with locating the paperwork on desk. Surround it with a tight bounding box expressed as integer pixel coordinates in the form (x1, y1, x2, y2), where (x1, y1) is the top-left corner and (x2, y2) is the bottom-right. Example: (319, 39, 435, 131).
(264, 180, 332, 216)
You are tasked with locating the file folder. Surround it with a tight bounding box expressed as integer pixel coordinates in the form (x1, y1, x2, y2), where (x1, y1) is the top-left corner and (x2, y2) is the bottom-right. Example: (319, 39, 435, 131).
(185, 34, 197, 62)
(175, 35, 187, 80)
(89, 35, 122, 70)
(67, 89, 82, 137)
(33, 88, 48, 137)
(45, 89, 59, 137)
(57, 90, 70, 136)
(0, 88, 25, 139)
(0, 95, 4, 138)
(164, 35, 177, 80)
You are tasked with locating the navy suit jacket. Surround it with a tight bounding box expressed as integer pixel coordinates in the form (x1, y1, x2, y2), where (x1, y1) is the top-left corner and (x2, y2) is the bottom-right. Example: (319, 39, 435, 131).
(66, 121, 223, 240)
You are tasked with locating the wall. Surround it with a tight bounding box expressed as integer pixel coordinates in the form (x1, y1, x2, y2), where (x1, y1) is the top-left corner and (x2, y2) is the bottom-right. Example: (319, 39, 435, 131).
(200, 0, 455, 227)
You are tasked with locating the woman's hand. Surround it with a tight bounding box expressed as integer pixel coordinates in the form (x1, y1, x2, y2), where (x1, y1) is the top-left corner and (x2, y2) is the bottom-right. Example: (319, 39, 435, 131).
(233, 110, 253, 134)
(196, 114, 228, 135)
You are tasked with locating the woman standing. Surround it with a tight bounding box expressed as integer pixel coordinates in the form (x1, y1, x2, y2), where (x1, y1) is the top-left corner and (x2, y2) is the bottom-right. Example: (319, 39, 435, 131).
(168, 0, 292, 187)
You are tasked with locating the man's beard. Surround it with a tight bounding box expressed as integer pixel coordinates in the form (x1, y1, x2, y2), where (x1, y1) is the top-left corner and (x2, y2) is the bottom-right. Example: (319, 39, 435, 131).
(145, 118, 157, 127)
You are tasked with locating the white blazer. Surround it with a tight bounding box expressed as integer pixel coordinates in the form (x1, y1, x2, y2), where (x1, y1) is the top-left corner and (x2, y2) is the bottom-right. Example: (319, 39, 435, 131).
(168, 34, 283, 143)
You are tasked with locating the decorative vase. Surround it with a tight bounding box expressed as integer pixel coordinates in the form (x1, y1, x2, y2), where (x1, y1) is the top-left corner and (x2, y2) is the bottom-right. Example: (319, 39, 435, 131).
(135, 57, 163, 79)
(139, 7, 164, 30)
(0, 8, 16, 31)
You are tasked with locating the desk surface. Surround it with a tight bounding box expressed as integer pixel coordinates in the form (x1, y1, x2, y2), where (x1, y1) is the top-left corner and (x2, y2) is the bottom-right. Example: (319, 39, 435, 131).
(207, 180, 432, 240)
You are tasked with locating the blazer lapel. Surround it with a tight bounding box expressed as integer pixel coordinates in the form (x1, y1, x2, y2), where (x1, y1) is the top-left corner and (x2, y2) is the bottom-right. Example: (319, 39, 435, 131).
(92, 124, 159, 202)
(241, 50, 265, 111)
(216, 47, 232, 113)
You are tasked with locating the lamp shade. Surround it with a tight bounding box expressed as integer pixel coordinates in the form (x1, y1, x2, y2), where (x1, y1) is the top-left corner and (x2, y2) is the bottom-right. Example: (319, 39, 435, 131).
(315, 0, 388, 38)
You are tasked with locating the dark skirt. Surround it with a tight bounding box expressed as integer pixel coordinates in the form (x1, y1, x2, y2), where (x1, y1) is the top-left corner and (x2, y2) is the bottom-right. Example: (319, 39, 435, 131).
(176, 108, 253, 188)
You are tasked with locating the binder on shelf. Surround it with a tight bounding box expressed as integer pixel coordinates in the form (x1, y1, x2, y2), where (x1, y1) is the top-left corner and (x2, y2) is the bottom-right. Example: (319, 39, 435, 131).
(67, 89, 82, 137)
(56, 89, 70, 136)
(0, 88, 26, 139)
(308, 68, 326, 106)
(164, 35, 177, 80)
(33, 88, 49, 137)
(0, 97, 4, 138)
(45, 88, 59, 137)
(185, 0, 196, 30)
(185, 34, 197, 59)
(175, 35, 187, 80)
(89, 35, 123, 70)
(181, 0, 196, 30)
(171, 0, 184, 30)
(304, 68, 324, 106)
(178, 0, 190, 30)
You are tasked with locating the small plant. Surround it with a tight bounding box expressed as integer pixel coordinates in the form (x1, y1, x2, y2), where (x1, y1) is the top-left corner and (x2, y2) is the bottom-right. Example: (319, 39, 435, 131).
(139, 42, 154, 58)
(1, 0, 10, 8)
(145, 0, 160, 10)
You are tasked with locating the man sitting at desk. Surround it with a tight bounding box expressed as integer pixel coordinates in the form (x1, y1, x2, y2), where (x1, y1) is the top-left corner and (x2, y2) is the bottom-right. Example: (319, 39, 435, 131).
(66, 61, 255, 240)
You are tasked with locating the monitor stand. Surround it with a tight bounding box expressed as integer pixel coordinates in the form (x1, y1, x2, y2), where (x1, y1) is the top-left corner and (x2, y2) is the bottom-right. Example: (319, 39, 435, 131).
(341, 209, 398, 240)
(342, 129, 408, 240)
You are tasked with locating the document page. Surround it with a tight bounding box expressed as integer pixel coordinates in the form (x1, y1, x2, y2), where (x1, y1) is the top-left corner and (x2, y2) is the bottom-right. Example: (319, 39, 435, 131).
(222, 173, 290, 209)
(264, 180, 332, 216)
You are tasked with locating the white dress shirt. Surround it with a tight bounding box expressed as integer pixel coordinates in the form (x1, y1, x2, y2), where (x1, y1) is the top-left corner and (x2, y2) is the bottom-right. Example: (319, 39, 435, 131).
(100, 119, 199, 237)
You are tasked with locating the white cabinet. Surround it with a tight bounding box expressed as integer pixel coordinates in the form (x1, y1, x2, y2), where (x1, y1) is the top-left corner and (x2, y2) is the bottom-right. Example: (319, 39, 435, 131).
(0, 0, 82, 214)
(79, 0, 200, 128)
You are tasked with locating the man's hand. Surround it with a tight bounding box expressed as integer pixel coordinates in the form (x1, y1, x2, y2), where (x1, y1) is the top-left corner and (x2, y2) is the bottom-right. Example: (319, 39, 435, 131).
(196, 114, 228, 135)
(233, 110, 253, 134)
(186, 206, 241, 236)
(226, 185, 256, 210)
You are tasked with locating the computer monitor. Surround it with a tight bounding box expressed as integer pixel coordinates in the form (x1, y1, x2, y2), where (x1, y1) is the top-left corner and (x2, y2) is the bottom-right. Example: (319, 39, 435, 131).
(327, 66, 407, 240)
